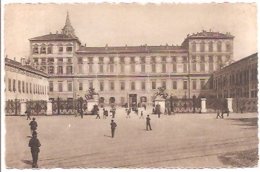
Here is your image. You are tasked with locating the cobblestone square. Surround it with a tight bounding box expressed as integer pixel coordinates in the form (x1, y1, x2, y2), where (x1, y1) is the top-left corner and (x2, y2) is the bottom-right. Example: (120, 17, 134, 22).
(5, 109, 258, 168)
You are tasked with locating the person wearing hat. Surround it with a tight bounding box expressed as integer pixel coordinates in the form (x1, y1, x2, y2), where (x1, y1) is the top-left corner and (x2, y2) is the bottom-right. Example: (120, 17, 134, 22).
(110, 120, 117, 138)
(29, 118, 38, 134)
(28, 132, 41, 168)
(146, 115, 152, 131)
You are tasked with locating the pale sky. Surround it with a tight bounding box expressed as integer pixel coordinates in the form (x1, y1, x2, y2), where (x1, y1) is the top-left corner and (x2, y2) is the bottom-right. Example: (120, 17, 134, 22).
(4, 3, 257, 61)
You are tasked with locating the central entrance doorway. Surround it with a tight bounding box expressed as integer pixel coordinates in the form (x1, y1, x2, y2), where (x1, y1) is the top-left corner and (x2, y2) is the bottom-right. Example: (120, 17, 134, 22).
(129, 94, 137, 108)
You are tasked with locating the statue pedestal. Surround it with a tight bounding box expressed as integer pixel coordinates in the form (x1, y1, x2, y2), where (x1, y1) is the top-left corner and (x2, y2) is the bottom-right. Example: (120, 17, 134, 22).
(87, 99, 99, 112)
(154, 96, 166, 114)
(201, 98, 207, 113)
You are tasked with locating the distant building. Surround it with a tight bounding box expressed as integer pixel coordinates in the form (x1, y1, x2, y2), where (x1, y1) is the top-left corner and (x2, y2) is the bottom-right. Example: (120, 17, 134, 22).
(212, 53, 258, 112)
(28, 12, 234, 106)
(4, 58, 49, 102)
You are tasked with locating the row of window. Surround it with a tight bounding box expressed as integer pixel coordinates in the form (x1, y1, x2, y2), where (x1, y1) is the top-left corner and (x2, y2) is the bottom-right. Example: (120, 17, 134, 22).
(49, 80, 208, 92)
(34, 57, 72, 64)
(46, 66, 73, 74)
(191, 41, 231, 52)
(32, 45, 73, 54)
(7, 79, 47, 95)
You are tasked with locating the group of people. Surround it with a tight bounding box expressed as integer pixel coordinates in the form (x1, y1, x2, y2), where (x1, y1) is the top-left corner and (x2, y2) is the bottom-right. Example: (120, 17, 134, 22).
(28, 117, 41, 168)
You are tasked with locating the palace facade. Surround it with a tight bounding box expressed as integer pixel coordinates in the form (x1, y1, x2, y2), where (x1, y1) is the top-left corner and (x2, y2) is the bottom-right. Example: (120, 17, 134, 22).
(29, 13, 234, 106)
(4, 58, 49, 102)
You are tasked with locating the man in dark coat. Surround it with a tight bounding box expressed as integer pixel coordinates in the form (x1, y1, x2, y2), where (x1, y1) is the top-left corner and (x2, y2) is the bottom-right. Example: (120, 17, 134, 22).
(29, 118, 38, 134)
(146, 115, 152, 131)
(25, 108, 31, 120)
(156, 104, 161, 118)
(110, 120, 117, 138)
(28, 132, 41, 168)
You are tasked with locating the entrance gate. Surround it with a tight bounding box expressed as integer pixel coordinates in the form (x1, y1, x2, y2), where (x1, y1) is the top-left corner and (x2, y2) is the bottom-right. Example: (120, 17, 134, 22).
(167, 96, 201, 113)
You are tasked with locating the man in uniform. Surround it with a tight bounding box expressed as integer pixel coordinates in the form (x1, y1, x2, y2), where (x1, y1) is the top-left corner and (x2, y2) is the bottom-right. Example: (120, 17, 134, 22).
(28, 132, 41, 168)
(110, 120, 117, 138)
(29, 118, 38, 134)
(146, 115, 152, 131)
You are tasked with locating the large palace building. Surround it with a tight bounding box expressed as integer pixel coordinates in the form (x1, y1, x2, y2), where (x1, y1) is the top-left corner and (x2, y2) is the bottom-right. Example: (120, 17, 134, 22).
(29, 13, 234, 106)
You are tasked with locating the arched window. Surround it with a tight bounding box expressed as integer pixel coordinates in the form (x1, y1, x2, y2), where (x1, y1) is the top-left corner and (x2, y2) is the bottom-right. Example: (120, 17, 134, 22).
(226, 42, 231, 52)
(109, 97, 115, 104)
(32, 44, 39, 54)
(47, 44, 53, 54)
(40, 44, 46, 54)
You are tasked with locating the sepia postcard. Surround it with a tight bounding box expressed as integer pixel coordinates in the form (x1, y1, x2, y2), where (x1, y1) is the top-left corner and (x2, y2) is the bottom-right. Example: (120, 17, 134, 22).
(1, 0, 258, 170)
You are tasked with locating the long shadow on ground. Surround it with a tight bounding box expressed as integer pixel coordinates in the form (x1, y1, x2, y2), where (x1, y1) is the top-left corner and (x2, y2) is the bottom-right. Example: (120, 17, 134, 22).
(225, 117, 258, 128)
(218, 148, 258, 167)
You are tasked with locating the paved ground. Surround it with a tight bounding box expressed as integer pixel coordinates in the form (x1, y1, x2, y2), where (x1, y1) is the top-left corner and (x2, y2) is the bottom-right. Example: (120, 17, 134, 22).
(5, 108, 258, 168)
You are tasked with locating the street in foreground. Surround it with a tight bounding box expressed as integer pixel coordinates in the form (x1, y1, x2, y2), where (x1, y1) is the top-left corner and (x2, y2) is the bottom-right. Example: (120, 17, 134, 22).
(5, 109, 258, 168)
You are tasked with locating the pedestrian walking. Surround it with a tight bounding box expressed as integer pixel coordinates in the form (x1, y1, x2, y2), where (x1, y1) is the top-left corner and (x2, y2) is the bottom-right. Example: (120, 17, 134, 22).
(139, 111, 144, 119)
(110, 120, 117, 138)
(103, 108, 107, 119)
(29, 118, 38, 134)
(156, 104, 161, 118)
(126, 108, 131, 118)
(25, 108, 31, 120)
(28, 132, 41, 168)
(80, 109, 84, 119)
(111, 107, 116, 118)
(216, 109, 222, 119)
(146, 115, 152, 131)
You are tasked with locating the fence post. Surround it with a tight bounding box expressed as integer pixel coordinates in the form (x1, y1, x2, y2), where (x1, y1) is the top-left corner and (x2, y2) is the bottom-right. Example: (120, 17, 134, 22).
(46, 101, 53, 115)
(20, 101, 26, 116)
(201, 98, 207, 113)
(227, 98, 233, 113)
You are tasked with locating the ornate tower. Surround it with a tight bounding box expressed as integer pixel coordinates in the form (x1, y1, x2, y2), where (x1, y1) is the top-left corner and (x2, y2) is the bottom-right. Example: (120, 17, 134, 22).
(61, 12, 76, 37)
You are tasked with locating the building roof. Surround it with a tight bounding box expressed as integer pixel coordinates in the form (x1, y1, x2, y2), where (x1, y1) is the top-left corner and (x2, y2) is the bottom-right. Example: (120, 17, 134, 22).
(77, 45, 187, 54)
(186, 30, 234, 39)
(29, 33, 80, 42)
(5, 58, 48, 78)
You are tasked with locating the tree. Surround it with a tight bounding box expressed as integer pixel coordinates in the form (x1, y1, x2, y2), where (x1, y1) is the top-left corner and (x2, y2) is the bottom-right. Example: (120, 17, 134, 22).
(153, 87, 168, 99)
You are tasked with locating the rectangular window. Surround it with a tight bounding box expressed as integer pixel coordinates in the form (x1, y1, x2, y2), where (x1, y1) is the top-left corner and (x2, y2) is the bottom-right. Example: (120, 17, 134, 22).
(13, 79, 16, 92)
(49, 82, 53, 92)
(58, 58, 63, 63)
(152, 64, 156, 73)
(141, 57, 146, 63)
(110, 81, 114, 91)
(30, 83, 32, 94)
(58, 66, 63, 74)
(200, 79, 206, 90)
(33, 46, 39, 54)
(110, 64, 114, 73)
(162, 80, 166, 89)
(200, 63, 205, 72)
(67, 58, 72, 64)
(141, 81, 146, 90)
(192, 63, 196, 72)
(79, 82, 83, 91)
(78, 65, 83, 74)
(120, 81, 125, 91)
(48, 66, 54, 74)
(89, 81, 93, 89)
(209, 63, 214, 72)
(183, 80, 188, 90)
(22, 81, 25, 93)
(67, 82, 72, 92)
(99, 64, 104, 73)
(209, 56, 213, 63)
(131, 64, 135, 73)
(99, 81, 104, 91)
(58, 82, 63, 92)
(201, 56, 205, 62)
(47, 46, 53, 54)
(26, 83, 28, 93)
(66, 47, 73, 52)
(47, 58, 54, 64)
(141, 64, 145, 73)
(172, 80, 177, 89)
(172, 63, 177, 72)
(120, 57, 125, 64)
(89, 64, 93, 73)
(78, 57, 83, 64)
(152, 81, 156, 90)
(59, 46, 63, 52)
(34, 58, 39, 63)
(192, 80, 197, 90)
(183, 63, 188, 73)
(162, 64, 166, 73)
(131, 81, 135, 90)
(120, 64, 125, 73)
(8, 79, 11, 92)
(40, 47, 46, 54)
(66, 66, 73, 74)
